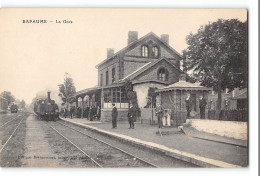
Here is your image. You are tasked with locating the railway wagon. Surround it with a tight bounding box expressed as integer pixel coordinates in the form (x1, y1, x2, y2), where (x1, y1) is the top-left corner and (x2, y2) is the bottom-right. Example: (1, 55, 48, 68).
(34, 91, 59, 121)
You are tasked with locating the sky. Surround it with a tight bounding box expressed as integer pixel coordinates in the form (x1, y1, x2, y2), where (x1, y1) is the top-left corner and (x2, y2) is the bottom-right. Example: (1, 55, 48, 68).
(0, 8, 247, 104)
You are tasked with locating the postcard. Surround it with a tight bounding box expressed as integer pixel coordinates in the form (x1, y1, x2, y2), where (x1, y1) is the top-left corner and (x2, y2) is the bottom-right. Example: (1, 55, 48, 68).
(0, 8, 248, 168)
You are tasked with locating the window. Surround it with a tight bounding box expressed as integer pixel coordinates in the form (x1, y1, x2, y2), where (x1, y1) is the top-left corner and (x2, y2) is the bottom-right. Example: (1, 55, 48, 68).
(158, 68, 168, 81)
(104, 89, 111, 103)
(141, 45, 148, 57)
(103, 87, 129, 109)
(105, 71, 109, 86)
(152, 46, 159, 58)
(112, 88, 117, 103)
(112, 68, 115, 83)
(100, 74, 103, 86)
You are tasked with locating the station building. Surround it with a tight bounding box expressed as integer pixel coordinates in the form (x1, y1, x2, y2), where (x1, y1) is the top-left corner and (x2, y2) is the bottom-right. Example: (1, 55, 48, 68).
(0, 96, 8, 113)
(69, 31, 184, 121)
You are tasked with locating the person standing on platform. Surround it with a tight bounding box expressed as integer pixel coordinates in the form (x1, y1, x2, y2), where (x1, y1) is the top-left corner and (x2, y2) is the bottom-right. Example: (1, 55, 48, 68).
(70, 106, 75, 119)
(185, 94, 193, 119)
(97, 106, 101, 120)
(155, 105, 164, 128)
(199, 95, 207, 119)
(111, 103, 118, 129)
(127, 104, 136, 129)
(64, 107, 68, 118)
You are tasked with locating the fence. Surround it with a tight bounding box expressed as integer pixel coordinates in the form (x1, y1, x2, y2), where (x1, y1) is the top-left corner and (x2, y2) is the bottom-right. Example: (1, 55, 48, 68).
(140, 108, 186, 126)
(140, 108, 157, 124)
(208, 109, 248, 122)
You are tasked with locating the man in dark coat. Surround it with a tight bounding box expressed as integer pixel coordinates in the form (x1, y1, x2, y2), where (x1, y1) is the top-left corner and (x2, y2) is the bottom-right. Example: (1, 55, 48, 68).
(127, 104, 136, 129)
(199, 96, 207, 119)
(111, 103, 118, 129)
(70, 106, 75, 119)
(84, 107, 90, 119)
(97, 106, 101, 120)
(89, 106, 93, 121)
(64, 107, 68, 118)
(155, 105, 164, 128)
(185, 94, 193, 119)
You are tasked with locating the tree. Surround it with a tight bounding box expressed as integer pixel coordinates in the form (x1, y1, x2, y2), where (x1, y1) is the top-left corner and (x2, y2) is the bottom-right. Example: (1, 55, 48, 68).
(144, 87, 158, 108)
(20, 100, 26, 109)
(183, 19, 247, 118)
(58, 73, 76, 106)
(1, 91, 15, 105)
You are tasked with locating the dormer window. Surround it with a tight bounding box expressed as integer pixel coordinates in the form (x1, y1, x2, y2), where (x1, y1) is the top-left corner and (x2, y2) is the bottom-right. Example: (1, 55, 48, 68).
(158, 68, 168, 81)
(141, 45, 148, 57)
(152, 46, 159, 58)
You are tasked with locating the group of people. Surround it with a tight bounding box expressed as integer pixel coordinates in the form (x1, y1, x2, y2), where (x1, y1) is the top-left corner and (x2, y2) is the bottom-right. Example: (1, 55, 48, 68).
(112, 94, 207, 129)
(155, 107, 171, 128)
(111, 103, 136, 129)
(83, 106, 101, 121)
(62, 105, 101, 120)
(62, 94, 207, 129)
(185, 94, 207, 119)
(155, 94, 207, 128)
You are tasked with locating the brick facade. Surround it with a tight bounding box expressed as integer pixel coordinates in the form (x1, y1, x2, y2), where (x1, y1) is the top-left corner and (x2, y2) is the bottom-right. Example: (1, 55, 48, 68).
(96, 32, 182, 87)
(134, 59, 179, 84)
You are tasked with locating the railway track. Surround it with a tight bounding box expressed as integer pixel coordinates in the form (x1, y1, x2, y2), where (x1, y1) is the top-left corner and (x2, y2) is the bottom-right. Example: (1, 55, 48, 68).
(50, 126, 102, 168)
(0, 116, 25, 153)
(49, 121, 160, 168)
(0, 116, 19, 128)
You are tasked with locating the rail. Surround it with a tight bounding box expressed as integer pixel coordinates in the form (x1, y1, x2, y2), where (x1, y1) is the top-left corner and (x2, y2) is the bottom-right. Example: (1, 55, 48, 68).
(57, 121, 159, 168)
(0, 117, 24, 153)
(50, 126, 103, 168)
(0, 116, 18, 128)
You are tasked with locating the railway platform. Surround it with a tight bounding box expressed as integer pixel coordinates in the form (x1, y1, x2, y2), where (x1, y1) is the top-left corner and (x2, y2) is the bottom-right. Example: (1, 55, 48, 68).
(60, 117, 248, 168)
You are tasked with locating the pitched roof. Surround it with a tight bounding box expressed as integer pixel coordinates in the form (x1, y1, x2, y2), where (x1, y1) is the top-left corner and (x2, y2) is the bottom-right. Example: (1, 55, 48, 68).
(119, 57, 183, 82)
(75, 86, 100, 96)
(120, 62, 152, 81)
(156, 80, 212, 92)
(96, 32, 182, 68)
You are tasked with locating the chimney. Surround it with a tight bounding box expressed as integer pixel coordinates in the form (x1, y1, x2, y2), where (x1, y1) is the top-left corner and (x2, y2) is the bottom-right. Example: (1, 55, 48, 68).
(128, 31, 138, 45)
(179, 74, 186, 82)
(161, 34, 169, 44)
(107, 48, 114, 58)
(47, 91, 51, 100)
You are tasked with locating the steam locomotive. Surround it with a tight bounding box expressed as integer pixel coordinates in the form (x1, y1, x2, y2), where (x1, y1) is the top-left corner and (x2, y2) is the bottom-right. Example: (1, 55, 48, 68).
(10, 104, 18, 113)
(34, 91, 59, 121)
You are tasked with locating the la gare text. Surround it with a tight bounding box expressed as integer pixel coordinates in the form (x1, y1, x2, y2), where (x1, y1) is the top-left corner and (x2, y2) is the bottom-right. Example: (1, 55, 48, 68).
(22, 20, 73, 24)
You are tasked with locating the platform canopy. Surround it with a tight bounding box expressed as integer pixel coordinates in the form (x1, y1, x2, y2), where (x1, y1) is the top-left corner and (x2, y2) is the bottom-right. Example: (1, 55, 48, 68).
(156, 79, 212, 93)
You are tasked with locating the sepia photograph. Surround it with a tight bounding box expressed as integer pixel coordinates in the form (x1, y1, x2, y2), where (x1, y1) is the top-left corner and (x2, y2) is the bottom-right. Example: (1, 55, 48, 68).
(0, 8, 250, 169)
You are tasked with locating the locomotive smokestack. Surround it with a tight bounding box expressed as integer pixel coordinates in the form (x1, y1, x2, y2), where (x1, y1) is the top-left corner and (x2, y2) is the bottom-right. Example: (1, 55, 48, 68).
(47, 91, 51, 100)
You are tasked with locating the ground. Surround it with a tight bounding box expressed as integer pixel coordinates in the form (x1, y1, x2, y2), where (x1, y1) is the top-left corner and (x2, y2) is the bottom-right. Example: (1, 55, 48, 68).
(0, 111, 248, 168)
(62, 117, 248, 167)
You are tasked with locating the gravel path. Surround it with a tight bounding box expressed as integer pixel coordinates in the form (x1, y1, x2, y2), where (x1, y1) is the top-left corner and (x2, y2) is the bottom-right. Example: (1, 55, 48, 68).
(21, 115, 60, 167)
